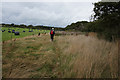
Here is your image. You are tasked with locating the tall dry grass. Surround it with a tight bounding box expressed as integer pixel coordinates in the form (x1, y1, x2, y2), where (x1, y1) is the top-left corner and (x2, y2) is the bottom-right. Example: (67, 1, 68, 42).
(56, 35, 118, 78)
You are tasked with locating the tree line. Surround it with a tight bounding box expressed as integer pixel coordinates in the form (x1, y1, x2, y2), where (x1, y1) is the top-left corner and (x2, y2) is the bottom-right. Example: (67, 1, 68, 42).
(65, 1, 120, 41)
(1, 23, 65, 31)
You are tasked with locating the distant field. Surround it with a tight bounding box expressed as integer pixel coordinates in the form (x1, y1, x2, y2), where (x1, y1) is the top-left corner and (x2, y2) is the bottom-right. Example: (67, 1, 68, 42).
(1, 27, 49, 41)
(2, 34, 118, 78)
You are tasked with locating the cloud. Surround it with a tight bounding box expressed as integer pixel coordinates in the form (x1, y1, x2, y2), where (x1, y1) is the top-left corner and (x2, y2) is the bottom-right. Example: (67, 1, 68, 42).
(1, 0, 101, 2)
(2, 2, 94, 27)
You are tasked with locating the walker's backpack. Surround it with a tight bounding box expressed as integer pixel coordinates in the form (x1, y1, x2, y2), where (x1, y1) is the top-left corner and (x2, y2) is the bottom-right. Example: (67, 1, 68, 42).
(51, 30, 53, 34)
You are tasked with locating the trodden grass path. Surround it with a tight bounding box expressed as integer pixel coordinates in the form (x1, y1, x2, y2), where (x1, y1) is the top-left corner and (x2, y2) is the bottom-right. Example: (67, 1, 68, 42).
(2, 34, 118, 78)
(2, 34, 75, 78)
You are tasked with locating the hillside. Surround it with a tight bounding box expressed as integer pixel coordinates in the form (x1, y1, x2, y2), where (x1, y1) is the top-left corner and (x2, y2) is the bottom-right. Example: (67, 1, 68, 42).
(65, 21, 88, 31)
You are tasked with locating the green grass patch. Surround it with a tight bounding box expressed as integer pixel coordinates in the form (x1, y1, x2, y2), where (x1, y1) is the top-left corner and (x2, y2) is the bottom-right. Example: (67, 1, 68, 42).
(1, 27, 49, 41)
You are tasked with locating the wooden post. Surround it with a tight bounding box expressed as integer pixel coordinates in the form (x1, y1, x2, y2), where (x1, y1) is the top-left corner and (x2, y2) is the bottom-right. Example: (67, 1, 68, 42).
(11, 33, 12, 46)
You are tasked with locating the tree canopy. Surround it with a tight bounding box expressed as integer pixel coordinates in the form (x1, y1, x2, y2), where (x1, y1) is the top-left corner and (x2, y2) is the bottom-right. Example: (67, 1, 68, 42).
(93, 1, 120, 41)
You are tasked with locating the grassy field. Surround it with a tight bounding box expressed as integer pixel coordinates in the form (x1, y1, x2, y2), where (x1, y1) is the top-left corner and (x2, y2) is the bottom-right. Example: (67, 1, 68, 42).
(2, 33, 118, 78)
(1, 27, 49, 41)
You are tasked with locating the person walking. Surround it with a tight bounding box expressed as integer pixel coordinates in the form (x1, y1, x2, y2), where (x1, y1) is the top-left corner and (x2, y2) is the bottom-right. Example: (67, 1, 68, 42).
(50, 28, 55, 41)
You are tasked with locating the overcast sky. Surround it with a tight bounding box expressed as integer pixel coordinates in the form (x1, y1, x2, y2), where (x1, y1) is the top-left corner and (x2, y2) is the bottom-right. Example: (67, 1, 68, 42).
(1, 1, 100, 27)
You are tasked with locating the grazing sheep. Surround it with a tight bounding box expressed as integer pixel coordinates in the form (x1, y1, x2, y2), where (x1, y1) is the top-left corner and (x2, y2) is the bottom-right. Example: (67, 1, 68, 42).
(15, 32, 20, 35)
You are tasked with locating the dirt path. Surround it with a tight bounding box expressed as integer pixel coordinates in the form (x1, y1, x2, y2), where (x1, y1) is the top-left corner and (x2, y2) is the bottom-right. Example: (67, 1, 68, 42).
(2, 34, 64, 78)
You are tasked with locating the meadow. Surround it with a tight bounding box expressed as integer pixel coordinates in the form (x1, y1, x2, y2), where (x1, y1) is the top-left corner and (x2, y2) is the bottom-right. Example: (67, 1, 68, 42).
(1, 27, 49, 41)
(2, 32, 118, 78)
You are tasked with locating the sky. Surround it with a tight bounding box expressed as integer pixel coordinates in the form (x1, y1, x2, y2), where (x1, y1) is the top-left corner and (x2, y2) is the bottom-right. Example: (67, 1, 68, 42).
(1, 0, 101, 27)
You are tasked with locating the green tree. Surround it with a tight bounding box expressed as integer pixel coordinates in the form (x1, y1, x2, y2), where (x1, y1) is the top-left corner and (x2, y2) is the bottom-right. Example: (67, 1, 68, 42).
(93, 1, 120, 41)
